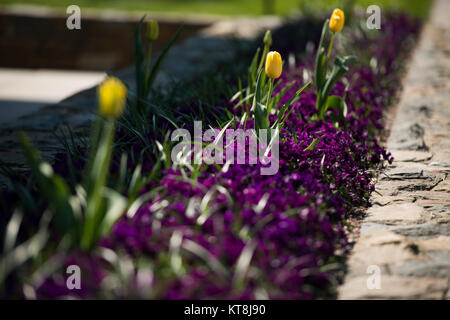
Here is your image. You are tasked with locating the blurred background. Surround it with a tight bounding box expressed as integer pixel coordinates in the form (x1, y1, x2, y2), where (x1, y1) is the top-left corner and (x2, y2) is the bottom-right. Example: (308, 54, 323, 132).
(0, 0, 430, 125)
(0, 0, 431, 17)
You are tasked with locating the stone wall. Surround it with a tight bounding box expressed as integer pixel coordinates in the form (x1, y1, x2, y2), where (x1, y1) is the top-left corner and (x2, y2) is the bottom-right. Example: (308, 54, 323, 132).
(0, 6, 213, 70)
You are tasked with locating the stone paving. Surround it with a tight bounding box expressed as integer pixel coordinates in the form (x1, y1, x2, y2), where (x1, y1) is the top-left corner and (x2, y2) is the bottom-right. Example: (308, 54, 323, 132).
(339, 0, 450, 299)
(0, 68, 105, 126)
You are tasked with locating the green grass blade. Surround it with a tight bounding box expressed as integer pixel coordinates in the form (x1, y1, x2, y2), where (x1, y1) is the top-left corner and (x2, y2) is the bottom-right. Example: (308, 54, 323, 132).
(146, 25, 184, 94)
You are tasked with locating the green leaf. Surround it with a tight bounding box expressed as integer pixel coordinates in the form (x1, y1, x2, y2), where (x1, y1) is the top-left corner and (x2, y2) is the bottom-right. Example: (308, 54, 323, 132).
(314, 20, 329, 91)
(320, 55, 356, 106)
(18, 132, 75, 235)
(232, 93, 254, 110)
(182, 239, 229, 278)
(322, 95, 348, 125)
(252, 70, 270, 133)
(315, 47, 325, 92)
(232, 239, 257, 290)
(117, 153, 128, 193)
(127, 164, 147, 204)
(146, 25, 184, 95)
(272, 81, 311, 129)
(3, 210, 23, 254)
(248, 47, 261, 93)
(303, 135, 324, 152)
(81, 118, 116, 251)
(322, 95, 341, 118)
(320, 154, 326, 171)
(0, 211, 51, 287)
(317, 55, 356, 118)
(341, 99, 348, 118)
(101, 188, 127, 237)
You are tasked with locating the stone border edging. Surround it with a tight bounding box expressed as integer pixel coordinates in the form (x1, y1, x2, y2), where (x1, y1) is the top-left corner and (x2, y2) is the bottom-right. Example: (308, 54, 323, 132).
(339, 0, 450, 300)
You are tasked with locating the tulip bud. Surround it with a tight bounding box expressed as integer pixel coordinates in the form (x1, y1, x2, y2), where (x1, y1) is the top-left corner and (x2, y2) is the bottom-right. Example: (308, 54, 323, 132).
(98, 77, 127, 118)
(147, 20, 159, 41)
(265, 51, 282, 79)
(263, 30, 272, 47)
(329, 9, 345, 33)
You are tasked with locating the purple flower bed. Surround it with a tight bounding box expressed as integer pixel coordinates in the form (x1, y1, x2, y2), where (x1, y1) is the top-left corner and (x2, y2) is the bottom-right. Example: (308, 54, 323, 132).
(37, 13, 421, 299)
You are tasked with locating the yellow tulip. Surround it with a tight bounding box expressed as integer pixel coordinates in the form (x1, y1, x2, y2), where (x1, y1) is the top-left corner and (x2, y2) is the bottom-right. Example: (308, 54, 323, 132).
(265, 51, 282, 79)
(329, 9, 345, 33)
(147, 20, 159, 41)
(98, 77, 127, 118)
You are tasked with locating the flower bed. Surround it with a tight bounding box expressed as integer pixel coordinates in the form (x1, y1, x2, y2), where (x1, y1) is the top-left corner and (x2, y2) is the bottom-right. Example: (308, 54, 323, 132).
(103, 13, 419, 299)
(1, 12, 421, 299)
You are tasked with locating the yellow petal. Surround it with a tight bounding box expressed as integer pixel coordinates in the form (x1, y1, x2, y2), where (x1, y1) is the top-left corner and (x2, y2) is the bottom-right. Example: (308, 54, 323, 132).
(265, 51, 282, 79)
(329, 8, 345, 33)
(98, 77, 127, 118)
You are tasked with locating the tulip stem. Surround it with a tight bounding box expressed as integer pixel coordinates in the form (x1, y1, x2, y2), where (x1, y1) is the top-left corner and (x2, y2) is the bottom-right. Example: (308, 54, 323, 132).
(266, 78, 274, 115)
(83, 116, 102, 186)
(82, 117, 115, 251)
(266, 79, 275, 116)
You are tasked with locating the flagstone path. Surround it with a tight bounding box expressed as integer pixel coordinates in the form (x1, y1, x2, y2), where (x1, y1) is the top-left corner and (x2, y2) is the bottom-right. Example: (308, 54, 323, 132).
(339, 0, 450, 299)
